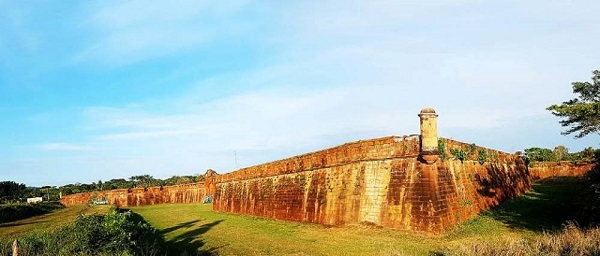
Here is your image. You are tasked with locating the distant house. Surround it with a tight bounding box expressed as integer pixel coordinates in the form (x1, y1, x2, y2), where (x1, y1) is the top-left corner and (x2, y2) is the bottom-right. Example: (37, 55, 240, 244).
(27, 197, 43, 203)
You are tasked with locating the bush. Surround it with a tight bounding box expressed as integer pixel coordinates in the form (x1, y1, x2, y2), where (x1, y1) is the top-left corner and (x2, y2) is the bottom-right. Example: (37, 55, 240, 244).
(477, 150, 488, 165)
(0, 207, 162, 256)
(576, 165, 600, 226)
(450, 148, 467, 162)
(0, 202, 65, 223)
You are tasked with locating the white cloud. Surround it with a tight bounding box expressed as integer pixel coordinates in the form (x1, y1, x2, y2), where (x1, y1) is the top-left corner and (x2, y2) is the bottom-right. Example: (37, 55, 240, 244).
(75, 0, 250, 64)
(10, 0, 598, 186)
(87, 84, 409, 144)
(70, 81, 425, 175)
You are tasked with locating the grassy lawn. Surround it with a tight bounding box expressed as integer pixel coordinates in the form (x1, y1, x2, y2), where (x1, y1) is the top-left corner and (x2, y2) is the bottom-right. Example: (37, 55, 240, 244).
(478, 177, 579, 232)
(0, 204, 110, 239)
(129, 203, 439, 255)
(128, 177, 582, 256)
(0, 177, 580, 255)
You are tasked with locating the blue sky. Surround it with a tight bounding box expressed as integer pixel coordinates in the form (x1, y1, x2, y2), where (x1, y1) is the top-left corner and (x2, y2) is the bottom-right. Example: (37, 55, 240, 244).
(1, 1, 599, 187)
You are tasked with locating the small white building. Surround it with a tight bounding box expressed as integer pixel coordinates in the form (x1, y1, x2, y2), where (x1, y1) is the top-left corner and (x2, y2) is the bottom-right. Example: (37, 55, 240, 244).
(27, 197, 43, 203)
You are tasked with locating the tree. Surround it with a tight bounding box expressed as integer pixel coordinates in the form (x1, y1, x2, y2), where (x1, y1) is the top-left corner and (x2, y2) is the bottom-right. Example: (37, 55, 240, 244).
(524, 147, 553, 163)
(129, 175, 158, 188)
(582, 147, 596, 159)
(547, 70, 600, 138)
(0, 181, 26, 203)
(552, 145, 569, 162)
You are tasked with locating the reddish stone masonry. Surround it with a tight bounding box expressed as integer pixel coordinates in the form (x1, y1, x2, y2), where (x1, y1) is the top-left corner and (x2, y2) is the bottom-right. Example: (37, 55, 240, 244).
(60, 182, 207, 207)
(60, 107, 595, 234)
(529, 161, 595, 180)
(210, 136, 536, 234)
(60, 137, 595, 234)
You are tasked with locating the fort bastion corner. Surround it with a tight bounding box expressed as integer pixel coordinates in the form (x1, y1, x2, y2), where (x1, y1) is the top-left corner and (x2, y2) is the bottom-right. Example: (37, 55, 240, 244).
(61, 108, 596, 234)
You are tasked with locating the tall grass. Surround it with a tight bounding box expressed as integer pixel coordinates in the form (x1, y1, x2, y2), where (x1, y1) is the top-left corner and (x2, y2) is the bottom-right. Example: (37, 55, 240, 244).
(447, 222, 600, 255)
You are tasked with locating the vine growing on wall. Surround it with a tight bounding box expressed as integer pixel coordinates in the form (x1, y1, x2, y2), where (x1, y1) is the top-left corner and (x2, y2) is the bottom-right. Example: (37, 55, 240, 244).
(490, 151, 499, 162)
(478, 150, 488, 165)
(450, 148, 467, 162)
(438, 139, 448, 161)
(468, 143, 477, 156)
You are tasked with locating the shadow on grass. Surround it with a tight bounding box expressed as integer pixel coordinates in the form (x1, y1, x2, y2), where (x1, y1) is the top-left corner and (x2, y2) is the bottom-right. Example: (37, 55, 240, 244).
(125, 210, 224, 255)
(165, 220, 224, 256)
(160, 219, 201, 235)
(481, 176, 581, 232)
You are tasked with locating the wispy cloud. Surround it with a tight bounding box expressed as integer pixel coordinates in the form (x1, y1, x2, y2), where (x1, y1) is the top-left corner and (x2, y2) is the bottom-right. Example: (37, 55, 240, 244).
(75, 0, 251, 65)
(85, 84, 410, 149)
(4, 1, 599, 187)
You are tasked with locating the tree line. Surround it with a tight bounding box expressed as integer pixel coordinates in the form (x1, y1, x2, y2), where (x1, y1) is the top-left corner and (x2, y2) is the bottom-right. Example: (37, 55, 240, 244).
(0, 174, 205, 204)
(523, 146, 599, 164)
(61, 174, 205, 196)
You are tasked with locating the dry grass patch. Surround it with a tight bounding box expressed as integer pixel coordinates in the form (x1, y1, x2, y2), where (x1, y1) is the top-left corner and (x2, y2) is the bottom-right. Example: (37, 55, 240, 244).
(446, 223, 600, 256)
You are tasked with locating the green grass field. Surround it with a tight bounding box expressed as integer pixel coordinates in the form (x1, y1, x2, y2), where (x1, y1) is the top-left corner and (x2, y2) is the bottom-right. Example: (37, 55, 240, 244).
(127, 177, 581, 255)
(0, 204, 110, 239)
(0, 177, 582, 255)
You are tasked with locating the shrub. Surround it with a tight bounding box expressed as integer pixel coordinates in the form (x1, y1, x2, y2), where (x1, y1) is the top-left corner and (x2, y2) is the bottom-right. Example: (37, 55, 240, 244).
(1, 207, 162, 256)
(450, 148, 467, 162)
(438, 139, 448, 161)
(477, 150, 488, 165)
(576, 165, 600, 226)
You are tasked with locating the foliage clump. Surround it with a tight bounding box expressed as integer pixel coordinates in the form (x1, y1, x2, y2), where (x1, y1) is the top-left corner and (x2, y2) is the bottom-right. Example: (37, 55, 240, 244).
(438, 139, 447, 161)
(547, 70, 600, 138)
(0, 181, 26, 204)
(524, 146, 597, 165)
(450, 148, 467, 162)
(477, 150, 488, 165)
(576, 163, 600, 226)
(0, 207, 162, 256)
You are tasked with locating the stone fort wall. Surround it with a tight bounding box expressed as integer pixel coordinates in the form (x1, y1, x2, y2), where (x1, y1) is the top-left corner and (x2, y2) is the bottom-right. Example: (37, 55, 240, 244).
(529, 161, 596, 180)
(211, 136, 531, 234)
(59, 139, 595, 233)
(60, 108, 596, 234)
(60, 182, 206, 207)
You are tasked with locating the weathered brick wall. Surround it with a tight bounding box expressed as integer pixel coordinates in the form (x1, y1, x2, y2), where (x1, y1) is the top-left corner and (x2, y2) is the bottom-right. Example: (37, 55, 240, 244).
(212, 136, 531, 233)
(529, 161, 596, 180)
(214, 136, 421, 183)
(420, 156, 530, 232)
(213, 136, 420, 225)
(426, 139, 532, 231)
(60, 182, 207, 207)
(59, 135, 595, 234)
